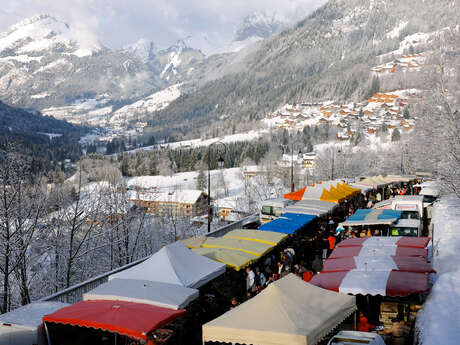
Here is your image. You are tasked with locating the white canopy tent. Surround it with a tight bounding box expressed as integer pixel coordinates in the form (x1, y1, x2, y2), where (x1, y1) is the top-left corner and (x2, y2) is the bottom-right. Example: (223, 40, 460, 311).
(84, 279, 199, 310)
(285, 199, 338, 217)
(109, 241, 226, 288)
(203, 274, 356, 345)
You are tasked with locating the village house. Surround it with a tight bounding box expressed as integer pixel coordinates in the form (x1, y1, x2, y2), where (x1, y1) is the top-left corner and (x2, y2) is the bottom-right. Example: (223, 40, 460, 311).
(130, 190, 208, 217)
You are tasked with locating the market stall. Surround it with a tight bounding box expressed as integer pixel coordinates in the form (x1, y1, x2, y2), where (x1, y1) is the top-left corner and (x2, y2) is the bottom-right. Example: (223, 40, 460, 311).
(258, 213, 316, 234)
(202, 274, 356, 345)
(310, 270, 429, 296)
(83, 278, 199, 310)
(329, 245, 428, 259)
(322, 255, 434, 273)
(192, 247, 258, 271)
(43, 300, 184, 343)
(0, 302, 68, 345)
(222, 229, 287, 245)
(109, 241, 226, 288)
(336, 237, 431, 249)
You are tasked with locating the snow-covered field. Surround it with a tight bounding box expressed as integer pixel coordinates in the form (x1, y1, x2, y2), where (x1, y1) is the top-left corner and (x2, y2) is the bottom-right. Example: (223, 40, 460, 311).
(416, 196, 460, 345)
(123, 129, 268, 155)
(126, 167, 245, 199)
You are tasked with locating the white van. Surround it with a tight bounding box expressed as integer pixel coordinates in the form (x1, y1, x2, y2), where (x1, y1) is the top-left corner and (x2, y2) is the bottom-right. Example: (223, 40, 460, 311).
(328, 331, 386, 345)
(391, 219, 421, 237)
(260, 198, 295, 224)
(391, 195, 426, 234)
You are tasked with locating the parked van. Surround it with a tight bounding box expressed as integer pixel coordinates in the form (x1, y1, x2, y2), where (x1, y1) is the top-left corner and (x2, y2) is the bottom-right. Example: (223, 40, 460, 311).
(327, 331, 386, 345)
(391, 219, 421, 237)
(391, 195, 425, 235)
(260, 198, 295, 224)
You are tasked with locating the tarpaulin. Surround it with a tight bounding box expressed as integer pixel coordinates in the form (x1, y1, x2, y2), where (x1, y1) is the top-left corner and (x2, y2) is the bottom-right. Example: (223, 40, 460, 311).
(223, 229, 287, 246)
(109, 241, 225, 288)
(310, 270, 429, 297)
(258, 213, 316, 234)
(83, 279, 199, 310)
(341, 209, 402, 226)
(43, 300, 184, 341)
(336, 237, 431, 249)
(203, 274, 356, 345)
(322, 256, 434, 274)
(329, 246, 428, 259)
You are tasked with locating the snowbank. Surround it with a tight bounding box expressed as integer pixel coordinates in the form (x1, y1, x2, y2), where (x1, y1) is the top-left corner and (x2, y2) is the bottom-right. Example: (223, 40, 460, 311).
(416, 196, 460, 345)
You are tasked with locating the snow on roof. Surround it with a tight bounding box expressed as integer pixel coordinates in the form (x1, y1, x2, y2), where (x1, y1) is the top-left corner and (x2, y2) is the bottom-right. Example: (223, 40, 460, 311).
(0, 302, 69, 327)
(130, 189, 205, 204)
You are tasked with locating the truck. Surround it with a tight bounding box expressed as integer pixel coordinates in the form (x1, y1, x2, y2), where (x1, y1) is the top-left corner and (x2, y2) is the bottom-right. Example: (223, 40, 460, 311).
(391, 195, 426, 235)
(391, 218, 421, 237)
(327, 331, 386, 345)
(259, 198, 295, 224)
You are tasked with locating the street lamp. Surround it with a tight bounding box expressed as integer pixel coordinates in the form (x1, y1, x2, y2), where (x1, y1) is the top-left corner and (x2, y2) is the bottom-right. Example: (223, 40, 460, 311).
(283, 141, 302, 192)
(331, 147, 342, 180)
(207, 141, 227, 233)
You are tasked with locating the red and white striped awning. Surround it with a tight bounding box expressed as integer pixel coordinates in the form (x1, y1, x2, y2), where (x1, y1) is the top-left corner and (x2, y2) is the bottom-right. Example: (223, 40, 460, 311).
(329, 246, 428, 259)
(322, 256, 434, 274)
(310, 270, 429, 296)
(336, 237, 430, 249)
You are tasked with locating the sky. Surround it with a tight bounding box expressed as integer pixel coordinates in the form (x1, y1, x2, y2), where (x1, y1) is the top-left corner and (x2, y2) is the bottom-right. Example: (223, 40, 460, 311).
(0, 0, 326, 55)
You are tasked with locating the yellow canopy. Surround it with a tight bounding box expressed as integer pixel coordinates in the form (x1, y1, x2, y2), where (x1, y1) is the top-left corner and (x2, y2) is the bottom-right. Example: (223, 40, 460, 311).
(201, 237, 273, 257)
(330, 185, 349, 200)
(223, 229, 287, 246)
(192, 247, 258, 271)
(320, 189, 344, 203)
(182, 236, 207, 249)
(339, 182, 361, 195)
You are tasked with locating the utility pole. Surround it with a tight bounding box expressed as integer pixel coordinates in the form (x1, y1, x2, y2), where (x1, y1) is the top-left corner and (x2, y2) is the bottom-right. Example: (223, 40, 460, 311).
(207, 142, 227, 233)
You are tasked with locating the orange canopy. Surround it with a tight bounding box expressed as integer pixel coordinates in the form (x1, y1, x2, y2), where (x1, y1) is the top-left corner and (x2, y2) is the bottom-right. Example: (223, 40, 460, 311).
(284, 187, 306, 201)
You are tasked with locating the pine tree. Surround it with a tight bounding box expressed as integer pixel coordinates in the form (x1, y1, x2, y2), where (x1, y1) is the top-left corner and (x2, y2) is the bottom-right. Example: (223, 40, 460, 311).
(403, 107, 410, 119)
(391, 128, 401, 142)
(196, 166, 207, 191)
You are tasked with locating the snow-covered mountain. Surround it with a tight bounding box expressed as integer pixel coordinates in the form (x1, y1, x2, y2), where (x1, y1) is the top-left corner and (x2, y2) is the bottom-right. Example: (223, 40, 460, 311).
(149, 39, 205, 82)
(0, 14, 160, 111)
(123, 38, 157, 63)
(234, 11, 285, 42)
(0, 14, 102, 57)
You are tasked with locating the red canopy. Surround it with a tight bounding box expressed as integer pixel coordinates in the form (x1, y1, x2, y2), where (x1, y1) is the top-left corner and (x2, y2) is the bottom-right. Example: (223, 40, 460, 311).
(336, 237, 431, 249)
(322, 256, 435, 274)
(43, 300, 184, 341)
(329, 246, 428, 259)
(310, 270, 429, 297)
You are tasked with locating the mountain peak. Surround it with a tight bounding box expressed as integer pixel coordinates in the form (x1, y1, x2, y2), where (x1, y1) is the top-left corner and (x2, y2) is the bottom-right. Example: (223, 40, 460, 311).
(124, 38, 157, 62)
(164, 39, 189, 53)
(0, 14, 101, 57)
(233, 11, 285, 42)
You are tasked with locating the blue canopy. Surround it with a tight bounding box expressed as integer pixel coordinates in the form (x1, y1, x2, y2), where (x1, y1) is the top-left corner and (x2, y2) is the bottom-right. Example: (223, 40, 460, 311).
(341, 209, 402, 226)
(259, 213, 316, 234)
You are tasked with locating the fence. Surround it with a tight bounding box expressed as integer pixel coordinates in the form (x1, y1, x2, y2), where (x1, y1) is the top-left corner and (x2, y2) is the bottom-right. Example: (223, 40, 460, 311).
(38, 213, 258, 304)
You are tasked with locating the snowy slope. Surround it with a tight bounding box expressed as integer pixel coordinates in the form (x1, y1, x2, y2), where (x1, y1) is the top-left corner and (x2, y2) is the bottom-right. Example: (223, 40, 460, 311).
(416, 196, 460, 345)
(109, 84, 182, 127)
(0, 14, 101, 57)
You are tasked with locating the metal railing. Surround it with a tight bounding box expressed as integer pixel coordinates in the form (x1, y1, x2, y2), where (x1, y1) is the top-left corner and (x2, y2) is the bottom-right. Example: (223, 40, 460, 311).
(37, 214, 258, 304)
(38, 257, 149, 304)
(206, 213, 258, 237)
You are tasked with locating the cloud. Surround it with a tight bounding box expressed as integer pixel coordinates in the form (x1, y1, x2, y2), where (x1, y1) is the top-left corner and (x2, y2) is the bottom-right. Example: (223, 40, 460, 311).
(0, 0, 326, 54)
